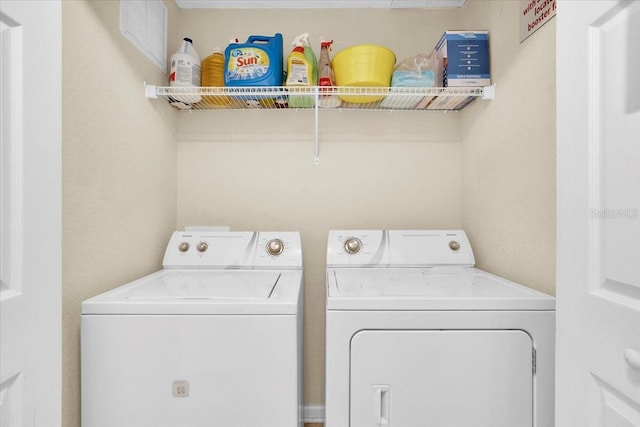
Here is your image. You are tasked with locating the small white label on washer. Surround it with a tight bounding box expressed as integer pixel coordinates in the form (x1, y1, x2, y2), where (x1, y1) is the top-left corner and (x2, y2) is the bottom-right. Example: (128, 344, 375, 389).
(172, 380, 189, 397)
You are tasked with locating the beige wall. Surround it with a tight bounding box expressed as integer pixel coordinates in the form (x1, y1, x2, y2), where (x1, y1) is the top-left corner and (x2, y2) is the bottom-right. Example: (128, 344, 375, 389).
(62, 1, 179, 426)
(61, 0, 557, 423)
(459, 0, 556, 296)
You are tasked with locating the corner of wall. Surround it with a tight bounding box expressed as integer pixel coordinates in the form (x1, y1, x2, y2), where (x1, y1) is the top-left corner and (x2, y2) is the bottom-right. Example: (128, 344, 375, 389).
(62, 2, 181, 426)
(459, 1, 556, 296)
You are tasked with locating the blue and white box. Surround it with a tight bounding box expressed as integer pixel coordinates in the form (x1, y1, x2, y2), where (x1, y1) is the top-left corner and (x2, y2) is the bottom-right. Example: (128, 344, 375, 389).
(435, 31, 490, 87)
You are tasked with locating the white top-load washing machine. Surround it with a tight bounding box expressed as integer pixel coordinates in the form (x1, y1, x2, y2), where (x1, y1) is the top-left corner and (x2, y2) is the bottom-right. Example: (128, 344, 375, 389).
(81, 229, 304, 427)
(325, 230, 555, 427)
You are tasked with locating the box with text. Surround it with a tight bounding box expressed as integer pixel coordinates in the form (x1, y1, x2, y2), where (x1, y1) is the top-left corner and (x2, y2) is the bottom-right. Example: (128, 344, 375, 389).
(435, 31, 490, 87)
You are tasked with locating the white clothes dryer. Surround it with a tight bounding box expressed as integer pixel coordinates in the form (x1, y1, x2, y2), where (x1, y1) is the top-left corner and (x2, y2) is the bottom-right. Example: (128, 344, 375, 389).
(325, 230, 555, 427)
(82, 229, 304, 427)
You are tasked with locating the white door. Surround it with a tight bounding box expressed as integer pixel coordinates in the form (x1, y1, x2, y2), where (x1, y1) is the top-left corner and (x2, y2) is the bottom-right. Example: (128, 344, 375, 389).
(0, 1, 61, 426)
(556, 1, 640, 426)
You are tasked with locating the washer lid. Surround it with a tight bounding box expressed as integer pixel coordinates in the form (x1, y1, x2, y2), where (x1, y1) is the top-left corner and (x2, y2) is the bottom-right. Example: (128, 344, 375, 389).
(82, 269, 302, 315)
(327, 267, 554, 311)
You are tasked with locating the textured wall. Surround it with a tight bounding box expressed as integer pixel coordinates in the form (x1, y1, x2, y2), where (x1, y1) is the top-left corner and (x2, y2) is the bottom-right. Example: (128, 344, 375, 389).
(61, 1, 179, 426)
(459, 0, 556, 296)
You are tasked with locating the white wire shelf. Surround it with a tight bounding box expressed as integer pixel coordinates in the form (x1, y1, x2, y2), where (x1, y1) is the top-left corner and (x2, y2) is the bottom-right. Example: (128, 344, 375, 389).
(145, 84, 494, 111)
(144, 83, 494, 164)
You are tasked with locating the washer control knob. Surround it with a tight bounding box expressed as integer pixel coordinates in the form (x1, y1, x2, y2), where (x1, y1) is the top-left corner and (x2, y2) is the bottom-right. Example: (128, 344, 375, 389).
(344, 237, 363, 254)
(449, 240, 461, 251)
(266, 239, 285, 256)
(196, 241, 208, 252)
(178, 242, 190, 252)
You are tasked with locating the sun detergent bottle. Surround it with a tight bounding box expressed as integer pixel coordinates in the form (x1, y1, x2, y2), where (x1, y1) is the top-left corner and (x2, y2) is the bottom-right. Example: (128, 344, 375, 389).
(224, 34, 284, 87)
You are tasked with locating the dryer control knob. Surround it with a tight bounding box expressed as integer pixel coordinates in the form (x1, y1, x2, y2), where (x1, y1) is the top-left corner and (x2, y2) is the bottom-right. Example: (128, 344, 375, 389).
(449, 240, 461, 251)
(266, 239, 285, 256)
(196, 241, 208, 252)
(344, 237, 362, 254)
(178, 242, 190, 252)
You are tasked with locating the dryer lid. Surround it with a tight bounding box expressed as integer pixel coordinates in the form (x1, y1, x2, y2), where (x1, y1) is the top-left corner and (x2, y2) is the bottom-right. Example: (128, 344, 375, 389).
(326, 267, 555, 311)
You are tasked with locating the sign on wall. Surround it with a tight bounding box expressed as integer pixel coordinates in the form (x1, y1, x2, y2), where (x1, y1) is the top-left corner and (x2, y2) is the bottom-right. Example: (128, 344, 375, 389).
(520, 0, 556, 42)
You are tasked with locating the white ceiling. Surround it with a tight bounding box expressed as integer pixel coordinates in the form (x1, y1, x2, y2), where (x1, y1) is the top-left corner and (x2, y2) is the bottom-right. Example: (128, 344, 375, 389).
(174, 0, 467, 9)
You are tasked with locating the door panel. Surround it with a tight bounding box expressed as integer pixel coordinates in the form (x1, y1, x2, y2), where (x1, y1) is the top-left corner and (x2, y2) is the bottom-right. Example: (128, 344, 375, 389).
(0, 1, 61, 426)
(350, 330, 533, 427)
(590, 376, 640, 427)
(1, 10, 27, 427)
(587, 0, 640, 416)
(589, 0, 640, 297)
(557, 1, 640, 426)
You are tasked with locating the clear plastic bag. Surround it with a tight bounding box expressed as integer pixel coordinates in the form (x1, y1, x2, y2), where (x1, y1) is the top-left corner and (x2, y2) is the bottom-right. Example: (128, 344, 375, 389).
(390, 52, 436, 87)
(380, 52, 437, 109)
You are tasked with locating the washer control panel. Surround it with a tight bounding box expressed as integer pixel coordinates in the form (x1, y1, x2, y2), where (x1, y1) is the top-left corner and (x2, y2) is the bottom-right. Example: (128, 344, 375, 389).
(327, 230, 475, 268)
(163, 230, 302, 269)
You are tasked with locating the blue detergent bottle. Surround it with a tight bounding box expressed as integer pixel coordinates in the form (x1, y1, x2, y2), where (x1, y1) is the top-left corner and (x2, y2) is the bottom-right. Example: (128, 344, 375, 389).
(224, 34, 284, 87)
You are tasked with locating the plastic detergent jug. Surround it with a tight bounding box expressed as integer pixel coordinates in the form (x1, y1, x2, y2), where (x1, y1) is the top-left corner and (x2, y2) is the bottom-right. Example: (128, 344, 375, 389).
(224, 34, 284, 87)
(169, 37, 202, 104)
(318, 38, 340, 108)
(201, 48, 229, 106)
(286, 33, 317, 108)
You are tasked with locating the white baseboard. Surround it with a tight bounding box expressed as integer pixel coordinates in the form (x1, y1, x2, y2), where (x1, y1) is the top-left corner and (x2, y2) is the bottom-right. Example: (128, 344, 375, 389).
(303, 404, 325, 423)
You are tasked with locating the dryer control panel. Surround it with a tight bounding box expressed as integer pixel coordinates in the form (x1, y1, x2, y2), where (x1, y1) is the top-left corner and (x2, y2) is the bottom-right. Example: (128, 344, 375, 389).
(326, 230, 475, 268)
(163, 230, 302, 269)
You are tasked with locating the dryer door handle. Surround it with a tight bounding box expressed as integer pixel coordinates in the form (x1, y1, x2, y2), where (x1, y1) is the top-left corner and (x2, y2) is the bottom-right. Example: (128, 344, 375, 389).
(372, 385, 390, 427)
